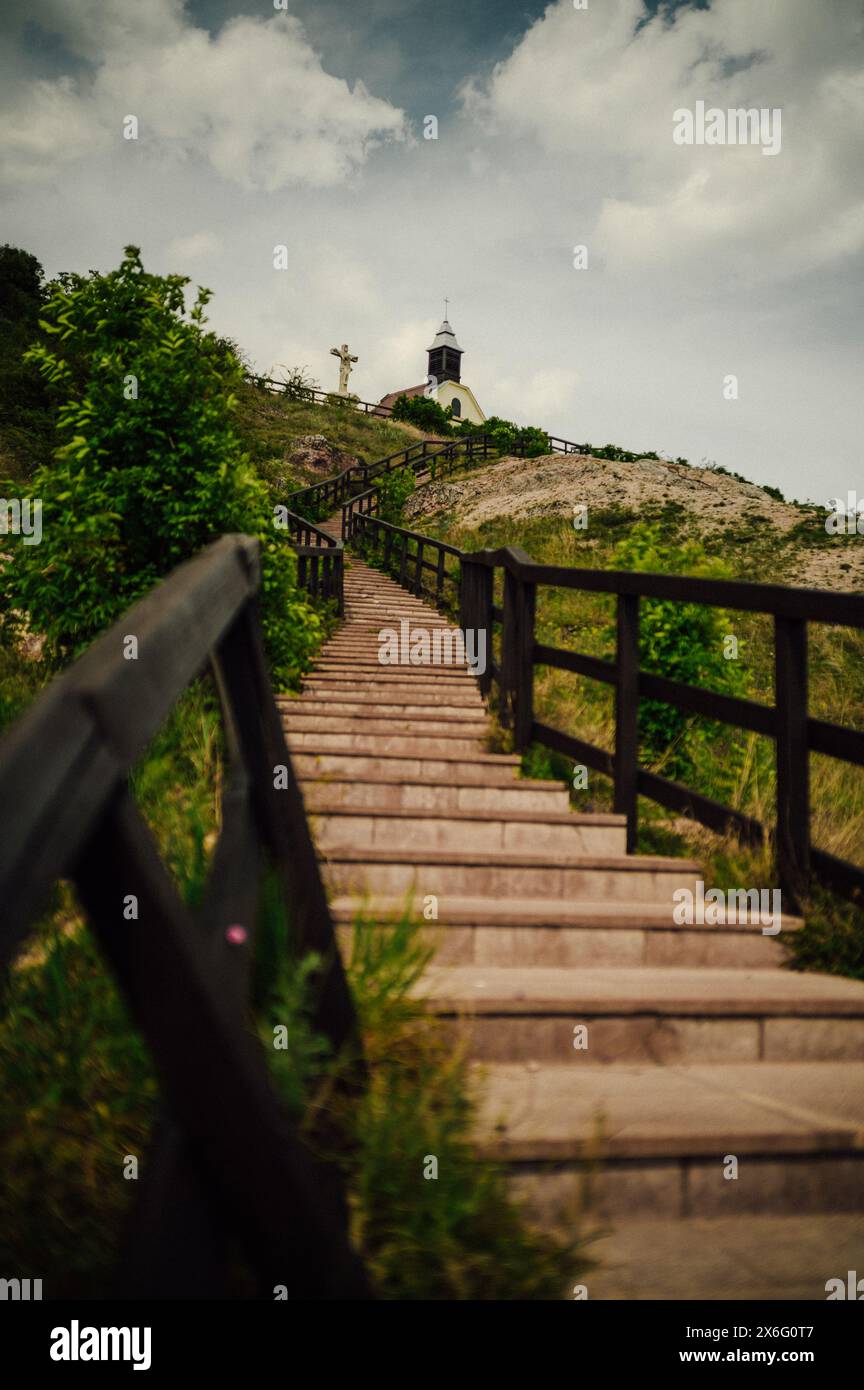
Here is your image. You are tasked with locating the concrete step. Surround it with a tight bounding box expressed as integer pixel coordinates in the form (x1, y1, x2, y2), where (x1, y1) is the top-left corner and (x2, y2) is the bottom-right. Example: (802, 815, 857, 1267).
(292, 687, 485, 707)
(299, 680, 484, 700)
(418, 965, 864, 1063)
(322, 846, 701, 902)
(286, 699, 487, 720)
(299, 777, 571, 814)
(283, 714, 486, 738)
(581, 1213, 864, 1300)
(312, 664, 480, 681)
(308, 805, 626, 856)
(290, 750, 525, 784)
(287, 731, 487, 756)
(472, 1060, 864, 1218)
(328, 894, 794, 968)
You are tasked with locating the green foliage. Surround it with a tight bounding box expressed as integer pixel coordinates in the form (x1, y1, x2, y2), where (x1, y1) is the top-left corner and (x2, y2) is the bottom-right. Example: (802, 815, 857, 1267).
(258, 908, 592, 1299)
(465, 415, 550, 458)
(0, 917, 158, 1295)
(785, 886, 864, 980)
(606, 523, 748, 781)
(390, 391, 453, 435)
(578, 441, 659, 462)
(2, 246, 319, 687)
(0, 680, 220, 1294)
(0, 245, 54, 477)
(375, 466, 415, 525)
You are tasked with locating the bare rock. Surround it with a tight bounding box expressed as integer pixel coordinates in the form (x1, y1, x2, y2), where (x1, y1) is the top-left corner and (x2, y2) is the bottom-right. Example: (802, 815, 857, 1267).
(285, 434, 358, 476)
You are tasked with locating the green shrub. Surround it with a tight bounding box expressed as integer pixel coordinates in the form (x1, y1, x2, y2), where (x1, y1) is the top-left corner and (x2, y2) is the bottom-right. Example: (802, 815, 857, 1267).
(390, 391, 453, 435)
(376, 467, 415, 525)
(2, 246, 319, 688)
(606, 523, 749, 782)
(471, 415, 550, 457)
(0, 245, 54, 477)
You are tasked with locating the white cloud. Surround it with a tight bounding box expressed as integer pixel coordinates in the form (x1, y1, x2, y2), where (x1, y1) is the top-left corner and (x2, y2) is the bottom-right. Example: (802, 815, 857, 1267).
(464, 0, 864, 281)
(0, 6, 407, 191)
(2, 0, 862, 504)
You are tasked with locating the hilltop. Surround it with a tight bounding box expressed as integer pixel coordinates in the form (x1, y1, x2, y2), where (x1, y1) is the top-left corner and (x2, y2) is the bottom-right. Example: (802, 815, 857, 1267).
(405, 451, 864, 592)
(232, 381, 427, 497)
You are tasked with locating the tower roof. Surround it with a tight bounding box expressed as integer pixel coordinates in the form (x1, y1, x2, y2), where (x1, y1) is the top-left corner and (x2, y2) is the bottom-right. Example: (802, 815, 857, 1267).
(427, 318, 462, 353)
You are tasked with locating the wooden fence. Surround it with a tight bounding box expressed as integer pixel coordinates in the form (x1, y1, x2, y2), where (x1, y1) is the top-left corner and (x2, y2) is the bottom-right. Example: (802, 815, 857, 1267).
(278, 508, 344, 615)
(0, 535, 371, 1298)
(343, 504, 864, 915)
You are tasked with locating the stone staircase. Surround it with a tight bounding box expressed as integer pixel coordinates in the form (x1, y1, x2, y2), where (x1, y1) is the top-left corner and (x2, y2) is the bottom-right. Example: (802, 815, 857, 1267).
(280, 531, 864, 1300)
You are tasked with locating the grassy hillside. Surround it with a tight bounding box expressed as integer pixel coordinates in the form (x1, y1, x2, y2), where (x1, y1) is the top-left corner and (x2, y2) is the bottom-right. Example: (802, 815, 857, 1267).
(233, 381, 427, 499)
(412, 453, 864, 979)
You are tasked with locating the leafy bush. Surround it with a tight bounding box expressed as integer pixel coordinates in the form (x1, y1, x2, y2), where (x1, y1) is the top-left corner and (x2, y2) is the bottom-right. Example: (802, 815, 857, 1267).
(390, 391, 453, 435)
(467, 415, 550, 457)
(0, 245, 54, 477)
(2, 246, 319, 687)
(606, 523, 748, 781)
(376, 467, 415, 525)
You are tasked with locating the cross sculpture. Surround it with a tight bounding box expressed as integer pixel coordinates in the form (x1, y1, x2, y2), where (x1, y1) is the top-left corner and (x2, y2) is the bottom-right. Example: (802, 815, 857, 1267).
(330, 343, 358, 396)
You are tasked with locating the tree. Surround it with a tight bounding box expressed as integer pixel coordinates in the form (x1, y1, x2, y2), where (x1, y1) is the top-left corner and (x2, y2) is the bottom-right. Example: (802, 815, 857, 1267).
(0, 245, 53, 476)
(3, 246, 319, 685)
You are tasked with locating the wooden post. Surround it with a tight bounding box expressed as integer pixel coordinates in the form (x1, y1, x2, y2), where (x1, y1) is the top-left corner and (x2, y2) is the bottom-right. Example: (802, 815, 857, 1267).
(436, 547, 446, 607)
(512, 577, 536, 750)
(614, 593, 640, 852)
(399, 534, 408, 587)
(774, 616, 809, 912)
(500, 569, 520, 729)
(414, 541, 424, 597)
(460, 559, 494, 697)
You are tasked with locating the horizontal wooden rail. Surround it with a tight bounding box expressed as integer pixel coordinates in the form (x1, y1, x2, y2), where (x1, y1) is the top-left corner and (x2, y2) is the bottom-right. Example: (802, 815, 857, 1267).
(341, 505, 864, 911)
(276, 508, 344, 615)
(248, 373, 394, 417)
(0, 534, 370, 1298)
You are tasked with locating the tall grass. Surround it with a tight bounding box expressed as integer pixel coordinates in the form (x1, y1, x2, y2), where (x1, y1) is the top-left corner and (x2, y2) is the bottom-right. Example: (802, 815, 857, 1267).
(425, 502, 864, 976)
(259, 905, 594, 1299)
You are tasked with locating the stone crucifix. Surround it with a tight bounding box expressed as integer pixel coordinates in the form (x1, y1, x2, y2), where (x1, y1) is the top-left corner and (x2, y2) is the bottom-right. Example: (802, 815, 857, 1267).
(330, 342, 358, 396)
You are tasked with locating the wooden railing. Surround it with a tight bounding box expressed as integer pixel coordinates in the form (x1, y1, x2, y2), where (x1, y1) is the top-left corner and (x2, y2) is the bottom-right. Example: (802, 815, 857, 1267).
(0, 535, 371, 1299)
(289, 433, 493, 528)
(344, 515, 864, 914)
(248, 373, 395, 417)
(278, 508, 344, 615)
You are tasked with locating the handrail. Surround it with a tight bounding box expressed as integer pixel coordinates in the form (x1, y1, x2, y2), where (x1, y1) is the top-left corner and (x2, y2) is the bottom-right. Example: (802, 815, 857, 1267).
(343, 517, 864, 914)
(275, 507, 344, 615)
(0, 534, 370, 1298)
(248, 372, 395, 416)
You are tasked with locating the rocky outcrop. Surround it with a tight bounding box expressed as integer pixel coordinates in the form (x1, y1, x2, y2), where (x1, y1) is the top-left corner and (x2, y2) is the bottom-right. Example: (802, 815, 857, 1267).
(285, 434, 359, 477)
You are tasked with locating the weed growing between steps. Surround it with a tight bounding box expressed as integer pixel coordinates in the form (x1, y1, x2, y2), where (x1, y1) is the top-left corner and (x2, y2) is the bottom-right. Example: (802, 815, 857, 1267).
(260, 905, 593, 1299)
(638, 816, 864, 981)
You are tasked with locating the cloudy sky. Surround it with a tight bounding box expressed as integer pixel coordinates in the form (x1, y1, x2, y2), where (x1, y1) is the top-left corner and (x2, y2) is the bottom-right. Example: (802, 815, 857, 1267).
(1, 0, 862, 502)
